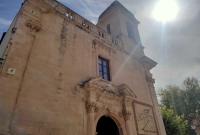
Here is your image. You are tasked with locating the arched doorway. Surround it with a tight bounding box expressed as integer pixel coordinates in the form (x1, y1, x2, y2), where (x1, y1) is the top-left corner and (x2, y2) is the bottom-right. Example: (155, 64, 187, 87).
(96, 116, 120, 135)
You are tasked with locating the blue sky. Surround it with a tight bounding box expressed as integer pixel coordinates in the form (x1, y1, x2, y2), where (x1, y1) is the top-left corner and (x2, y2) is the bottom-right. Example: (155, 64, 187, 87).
(0, 0, 21, 35)
(58, 0, 114, 23)
(0, 0, 200, 89)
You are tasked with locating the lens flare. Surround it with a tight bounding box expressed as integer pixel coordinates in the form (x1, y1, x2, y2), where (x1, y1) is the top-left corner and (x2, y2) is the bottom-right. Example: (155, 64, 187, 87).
(152, 0, 179, 23)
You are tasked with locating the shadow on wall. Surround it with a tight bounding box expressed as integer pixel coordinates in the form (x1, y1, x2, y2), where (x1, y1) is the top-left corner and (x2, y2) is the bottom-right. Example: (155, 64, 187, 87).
(0, 32, 6, 45)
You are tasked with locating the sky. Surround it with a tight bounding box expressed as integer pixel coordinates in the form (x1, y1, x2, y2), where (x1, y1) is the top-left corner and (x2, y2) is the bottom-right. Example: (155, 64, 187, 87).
(0, 0, 200, 89)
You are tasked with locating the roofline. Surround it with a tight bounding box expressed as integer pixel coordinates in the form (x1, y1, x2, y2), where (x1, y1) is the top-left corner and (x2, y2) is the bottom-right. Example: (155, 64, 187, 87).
(99, 1, 140, 24)
(140, 56, 157, 70)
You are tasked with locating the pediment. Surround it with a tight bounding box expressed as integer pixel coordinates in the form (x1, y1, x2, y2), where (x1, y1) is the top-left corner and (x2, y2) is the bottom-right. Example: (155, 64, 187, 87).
(82, 78, 137, 98)
(84, 78, 119, 95)
(117, 84, 137, 98)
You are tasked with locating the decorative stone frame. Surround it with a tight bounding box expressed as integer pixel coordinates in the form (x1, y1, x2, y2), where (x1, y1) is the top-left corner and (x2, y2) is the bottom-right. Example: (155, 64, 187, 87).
(133, 100, 159, 135)
(81, 77, 137, 135)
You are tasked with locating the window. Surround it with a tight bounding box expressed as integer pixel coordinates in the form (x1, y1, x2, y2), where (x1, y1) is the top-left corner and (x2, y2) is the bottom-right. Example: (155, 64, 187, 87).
(126, 22, 135, 39)
(98, 31, 105, 38)
(82, 20, 90, 30)
(107, 24, 111, 34)
(98, 57, 111, 81)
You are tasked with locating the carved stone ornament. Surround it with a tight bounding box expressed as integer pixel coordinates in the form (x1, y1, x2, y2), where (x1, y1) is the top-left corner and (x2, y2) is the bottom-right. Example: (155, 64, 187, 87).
(145, 74, 155, 84)
(26, 19, 42, 32)
(118, 84, 137, 98)
(133, 102, 158, 134)
(81, 77, 137, 98)
(86, 102, 98, 113)
(122, 109, 132, 120)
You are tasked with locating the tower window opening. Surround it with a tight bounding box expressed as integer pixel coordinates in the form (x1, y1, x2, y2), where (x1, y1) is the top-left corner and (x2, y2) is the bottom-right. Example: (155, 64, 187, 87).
(107, 24, 111, 34)
(126, 22, 135, 39)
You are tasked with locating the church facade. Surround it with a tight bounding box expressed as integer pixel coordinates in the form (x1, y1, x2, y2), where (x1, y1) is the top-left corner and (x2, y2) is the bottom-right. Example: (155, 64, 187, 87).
(0, 0, 166, 135)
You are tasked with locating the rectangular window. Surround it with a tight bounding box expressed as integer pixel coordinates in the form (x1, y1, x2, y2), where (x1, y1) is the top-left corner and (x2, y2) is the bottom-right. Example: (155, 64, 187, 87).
(98, 57, 111, 81)
(127, 22, 135, 39)
(107, 24, 111, 34)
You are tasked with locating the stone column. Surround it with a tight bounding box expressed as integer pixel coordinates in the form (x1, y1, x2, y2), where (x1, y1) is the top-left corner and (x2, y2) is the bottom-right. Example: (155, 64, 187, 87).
(124, 111, 132, 135)
(86, 102, 97, 135)
(123, 97, 133, 135)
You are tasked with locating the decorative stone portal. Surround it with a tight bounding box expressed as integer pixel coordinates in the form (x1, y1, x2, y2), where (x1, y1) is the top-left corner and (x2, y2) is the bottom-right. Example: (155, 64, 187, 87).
(96, 116, 120, 135)
(80, 78, 135, 135)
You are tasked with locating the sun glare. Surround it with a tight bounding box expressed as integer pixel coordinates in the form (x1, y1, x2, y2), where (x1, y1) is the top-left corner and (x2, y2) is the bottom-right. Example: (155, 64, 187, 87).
(152, 0, 179, 23)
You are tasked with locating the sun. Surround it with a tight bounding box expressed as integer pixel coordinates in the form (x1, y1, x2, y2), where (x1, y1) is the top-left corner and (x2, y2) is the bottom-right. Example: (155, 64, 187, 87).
(152, 0, 179, 23)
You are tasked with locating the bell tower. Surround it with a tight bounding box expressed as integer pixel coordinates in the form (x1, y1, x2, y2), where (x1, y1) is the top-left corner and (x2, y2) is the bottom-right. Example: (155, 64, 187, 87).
(97, 1, 143, 56)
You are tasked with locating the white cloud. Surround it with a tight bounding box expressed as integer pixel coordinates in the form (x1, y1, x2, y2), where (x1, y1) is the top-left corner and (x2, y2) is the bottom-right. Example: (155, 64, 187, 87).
(0, 18, 11, 26)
